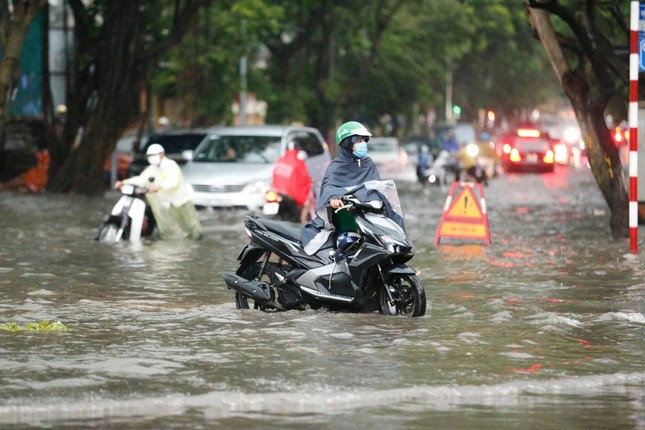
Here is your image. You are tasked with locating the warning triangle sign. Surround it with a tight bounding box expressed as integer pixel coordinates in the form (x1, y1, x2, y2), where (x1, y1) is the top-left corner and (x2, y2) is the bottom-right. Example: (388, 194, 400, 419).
(435, 182, 491, 246)
(446, 187, 483, 219)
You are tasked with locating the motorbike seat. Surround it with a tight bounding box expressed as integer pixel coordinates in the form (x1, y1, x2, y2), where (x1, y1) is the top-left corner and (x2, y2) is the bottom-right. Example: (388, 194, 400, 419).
(258, 218, 302, 242)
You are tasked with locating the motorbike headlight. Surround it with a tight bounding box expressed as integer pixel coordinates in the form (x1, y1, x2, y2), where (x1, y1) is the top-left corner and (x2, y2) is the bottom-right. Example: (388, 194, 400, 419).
(466, 143, 479, 158)
(381, 235, 407, 253)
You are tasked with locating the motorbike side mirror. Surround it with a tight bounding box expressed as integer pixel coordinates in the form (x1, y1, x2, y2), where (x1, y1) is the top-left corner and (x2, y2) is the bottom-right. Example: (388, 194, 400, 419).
(367, 200, 383, 211)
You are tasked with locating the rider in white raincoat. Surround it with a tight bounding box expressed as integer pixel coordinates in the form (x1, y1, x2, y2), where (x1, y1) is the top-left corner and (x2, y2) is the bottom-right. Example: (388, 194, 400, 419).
(116, 144, 202, 240)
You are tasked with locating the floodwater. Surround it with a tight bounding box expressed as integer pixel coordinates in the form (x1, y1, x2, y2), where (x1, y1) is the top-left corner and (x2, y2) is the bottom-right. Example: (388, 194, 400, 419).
(0, 167, 643, 429)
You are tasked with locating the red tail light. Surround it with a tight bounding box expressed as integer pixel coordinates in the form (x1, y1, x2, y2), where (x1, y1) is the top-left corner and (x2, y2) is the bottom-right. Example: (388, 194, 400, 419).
(509, 148, 521, 162)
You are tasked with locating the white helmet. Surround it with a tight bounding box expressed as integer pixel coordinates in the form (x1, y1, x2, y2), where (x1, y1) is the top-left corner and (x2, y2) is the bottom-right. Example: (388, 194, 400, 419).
(146, 143, 165, 155)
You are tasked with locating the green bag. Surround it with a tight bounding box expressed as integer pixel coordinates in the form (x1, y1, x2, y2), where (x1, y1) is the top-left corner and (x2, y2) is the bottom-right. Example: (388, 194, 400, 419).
(331, 207, 358, 233)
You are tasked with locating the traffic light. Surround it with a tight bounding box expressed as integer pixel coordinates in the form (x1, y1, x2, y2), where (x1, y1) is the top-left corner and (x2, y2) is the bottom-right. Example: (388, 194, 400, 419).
(452, 105, 462, 120)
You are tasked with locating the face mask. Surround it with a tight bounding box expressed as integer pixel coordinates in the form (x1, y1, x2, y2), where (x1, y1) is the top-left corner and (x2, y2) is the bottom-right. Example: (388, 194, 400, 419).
(352, 141, 368, 158)
(147, 155, 161, 166)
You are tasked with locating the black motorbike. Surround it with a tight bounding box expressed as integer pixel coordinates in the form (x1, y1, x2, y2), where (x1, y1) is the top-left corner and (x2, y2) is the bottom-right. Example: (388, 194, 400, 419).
(223, 192, 426, 317)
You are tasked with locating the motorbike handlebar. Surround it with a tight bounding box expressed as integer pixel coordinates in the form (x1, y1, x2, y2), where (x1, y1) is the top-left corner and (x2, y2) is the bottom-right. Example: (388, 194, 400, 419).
(120, 184, 149, 195)
(334, 196, 384, 214)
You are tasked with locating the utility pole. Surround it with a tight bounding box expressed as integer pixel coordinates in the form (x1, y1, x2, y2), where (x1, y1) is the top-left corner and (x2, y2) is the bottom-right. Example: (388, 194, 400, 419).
(239, 19, 247, 126)
(445, 57, 453, 124)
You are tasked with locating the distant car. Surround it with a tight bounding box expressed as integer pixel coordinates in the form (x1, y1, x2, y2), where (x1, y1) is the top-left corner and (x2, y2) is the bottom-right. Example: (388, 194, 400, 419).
(496, 127, 555, 173)
(181, 125, 331, 211)
(127, 129, 208, 177)
(536, 118, 583, 166)
(433, 123, 477, 149)
(400, 135, 441, 159)
(368, 137, 415, 182)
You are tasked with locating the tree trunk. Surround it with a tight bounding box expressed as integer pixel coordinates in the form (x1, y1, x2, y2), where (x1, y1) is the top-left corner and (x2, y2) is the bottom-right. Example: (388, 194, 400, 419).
(48, 1, 148, 193)
(528, 7, 629, 238)
(0, 0, 46, 150)
(47, 0, 214, 195)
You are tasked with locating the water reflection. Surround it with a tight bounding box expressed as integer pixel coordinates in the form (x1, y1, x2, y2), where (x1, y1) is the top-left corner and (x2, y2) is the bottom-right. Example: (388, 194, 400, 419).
(0, 167, 643, 428)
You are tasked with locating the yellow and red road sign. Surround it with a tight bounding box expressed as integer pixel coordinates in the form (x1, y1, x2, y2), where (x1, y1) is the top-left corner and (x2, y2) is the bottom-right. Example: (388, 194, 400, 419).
(434, 182, 491, 246)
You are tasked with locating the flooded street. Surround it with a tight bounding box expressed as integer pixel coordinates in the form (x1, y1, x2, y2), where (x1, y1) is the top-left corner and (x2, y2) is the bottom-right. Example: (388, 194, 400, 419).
(1, 166, 643, 429)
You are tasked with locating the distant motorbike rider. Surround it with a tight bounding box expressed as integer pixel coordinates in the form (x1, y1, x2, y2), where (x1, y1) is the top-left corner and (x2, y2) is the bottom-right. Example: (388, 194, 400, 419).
(440, 132, 462, 182)
(301, 121, 406, 255)
(115, 143, 202, 240)
(416, 145, 431, 185)
(441, 132, 459, 153)
(271, 143, 312, 223)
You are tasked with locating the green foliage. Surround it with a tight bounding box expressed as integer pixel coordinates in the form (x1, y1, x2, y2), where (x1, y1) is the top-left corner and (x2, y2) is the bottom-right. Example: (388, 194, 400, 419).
(150, 0, 565, 133)
(0, 321, 69, 332)
(453, 0, 562, 122)
(153, 0, 284, 126)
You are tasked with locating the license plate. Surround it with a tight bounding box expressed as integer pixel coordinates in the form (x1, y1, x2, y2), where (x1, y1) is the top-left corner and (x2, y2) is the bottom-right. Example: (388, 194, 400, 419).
(526, 153, 538, 163)
(263, 202, 279, 215)
(204, 197, 233, 207)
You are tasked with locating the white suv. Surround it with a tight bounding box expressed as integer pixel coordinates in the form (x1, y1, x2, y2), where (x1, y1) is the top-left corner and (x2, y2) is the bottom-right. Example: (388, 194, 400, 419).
(182, 125, 330, 211)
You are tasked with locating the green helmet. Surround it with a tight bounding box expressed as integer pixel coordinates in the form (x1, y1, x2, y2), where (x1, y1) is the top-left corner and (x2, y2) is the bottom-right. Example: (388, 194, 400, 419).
(335, 121, 372, 145)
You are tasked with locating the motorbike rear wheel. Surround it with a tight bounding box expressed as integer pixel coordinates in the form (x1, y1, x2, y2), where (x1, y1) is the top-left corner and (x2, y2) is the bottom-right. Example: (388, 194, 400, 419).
(378, 273, 426, 317)
(234, 260, 289, 312)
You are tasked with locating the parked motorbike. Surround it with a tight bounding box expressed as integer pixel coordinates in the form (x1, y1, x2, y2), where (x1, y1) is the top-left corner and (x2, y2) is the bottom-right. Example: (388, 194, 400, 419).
(95, 182, 156, 242)
(223, 186, 426, 317)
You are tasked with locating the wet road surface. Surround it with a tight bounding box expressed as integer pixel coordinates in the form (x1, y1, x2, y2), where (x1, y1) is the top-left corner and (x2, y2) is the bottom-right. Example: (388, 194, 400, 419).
(0, 166, 643, 429)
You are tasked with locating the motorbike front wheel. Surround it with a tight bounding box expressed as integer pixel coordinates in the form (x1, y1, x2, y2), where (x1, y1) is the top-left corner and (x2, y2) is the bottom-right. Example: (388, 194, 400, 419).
(96, 224, 119, 242)
(235, 291, 252, 309)
(378, 273, 426, 317)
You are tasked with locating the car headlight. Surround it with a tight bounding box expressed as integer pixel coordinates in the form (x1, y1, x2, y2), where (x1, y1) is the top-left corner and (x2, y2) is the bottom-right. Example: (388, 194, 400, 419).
(243, 180, 268, 195)
(563, 127, 580, 144)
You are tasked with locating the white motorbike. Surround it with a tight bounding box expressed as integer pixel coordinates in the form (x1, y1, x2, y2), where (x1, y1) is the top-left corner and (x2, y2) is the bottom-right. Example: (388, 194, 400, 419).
(425, 150, 461, 186)
(95, 183, 156, 242)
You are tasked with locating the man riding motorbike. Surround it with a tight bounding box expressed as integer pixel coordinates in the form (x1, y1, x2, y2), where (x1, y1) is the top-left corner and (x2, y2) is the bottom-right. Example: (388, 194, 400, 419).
(301, 121, 406, 255)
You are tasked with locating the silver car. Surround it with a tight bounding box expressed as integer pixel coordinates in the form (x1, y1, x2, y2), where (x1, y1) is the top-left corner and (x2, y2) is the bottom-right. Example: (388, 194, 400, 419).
(368, 137, 416, 182)
(182, 125, 330, 211)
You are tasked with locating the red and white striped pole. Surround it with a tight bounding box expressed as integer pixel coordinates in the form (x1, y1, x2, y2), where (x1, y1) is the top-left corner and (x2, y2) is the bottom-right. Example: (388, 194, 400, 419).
(629, 1, 639, 253)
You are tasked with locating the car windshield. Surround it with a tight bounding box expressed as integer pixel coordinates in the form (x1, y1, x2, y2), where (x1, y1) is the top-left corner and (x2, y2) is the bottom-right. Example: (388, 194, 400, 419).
(193, 135, 281, 163)
(143, 133, 206, 154)
(370, 141, 397, 153)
